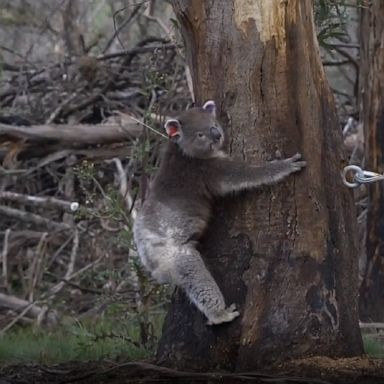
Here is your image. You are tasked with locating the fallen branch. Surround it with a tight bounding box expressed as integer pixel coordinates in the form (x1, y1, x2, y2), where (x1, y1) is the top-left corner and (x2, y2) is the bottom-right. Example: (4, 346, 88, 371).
(1, 229, 10, 291)
(0, 191, 79, 212)
(0, 205, 72, 231)
(0, 293, 57, 325)
(0, 122, 143, 144)
(0, 255, 103, 334)
(360, 322, 384, 329)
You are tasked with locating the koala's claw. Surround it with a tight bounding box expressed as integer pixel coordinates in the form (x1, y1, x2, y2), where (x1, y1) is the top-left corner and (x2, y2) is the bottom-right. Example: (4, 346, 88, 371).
(285, 152, 302, 162)
(285, 153, 306, 172)
(206, 303, 240, 326)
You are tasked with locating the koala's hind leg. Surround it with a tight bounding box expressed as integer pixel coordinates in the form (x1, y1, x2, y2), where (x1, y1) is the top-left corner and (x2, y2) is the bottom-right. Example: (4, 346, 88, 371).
(174, 245, 240, 325)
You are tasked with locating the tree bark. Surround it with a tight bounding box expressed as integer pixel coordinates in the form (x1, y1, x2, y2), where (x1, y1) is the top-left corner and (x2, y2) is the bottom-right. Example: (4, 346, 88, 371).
(157, 0, 363, 370)
(359, 2, 384, 321)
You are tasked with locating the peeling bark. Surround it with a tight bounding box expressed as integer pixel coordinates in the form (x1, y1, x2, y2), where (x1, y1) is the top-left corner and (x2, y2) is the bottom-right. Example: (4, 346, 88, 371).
(359, 2, 384, 321)
(157, 0, 363, 370)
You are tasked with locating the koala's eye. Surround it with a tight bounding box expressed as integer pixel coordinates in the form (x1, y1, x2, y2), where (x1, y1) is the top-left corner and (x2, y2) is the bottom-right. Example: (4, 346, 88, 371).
(197, 132, 205, 138)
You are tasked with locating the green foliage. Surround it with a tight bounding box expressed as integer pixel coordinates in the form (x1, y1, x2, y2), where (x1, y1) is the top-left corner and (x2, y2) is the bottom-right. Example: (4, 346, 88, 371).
(115, 226, 133, 249)
(73, 160, 98, 206)
(363, 334, 384, 358)
(74, 160, 130, 222)
(0, 315, 161, 364)
(314, 0, 368, 50)
(314, 0, 350, 48)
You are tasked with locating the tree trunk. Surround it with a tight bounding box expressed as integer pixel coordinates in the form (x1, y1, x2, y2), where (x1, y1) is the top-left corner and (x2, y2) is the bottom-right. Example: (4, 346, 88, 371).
(359, 2, 384, 321)
(157, 0, 363, 370)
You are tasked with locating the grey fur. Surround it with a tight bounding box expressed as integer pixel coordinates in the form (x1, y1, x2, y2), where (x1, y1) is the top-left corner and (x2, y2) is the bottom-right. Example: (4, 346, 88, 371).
(133, 101, 306, 325)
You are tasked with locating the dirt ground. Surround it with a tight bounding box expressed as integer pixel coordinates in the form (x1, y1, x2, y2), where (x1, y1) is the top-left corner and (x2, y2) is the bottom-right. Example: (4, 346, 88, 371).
(1, 356, 384, 384)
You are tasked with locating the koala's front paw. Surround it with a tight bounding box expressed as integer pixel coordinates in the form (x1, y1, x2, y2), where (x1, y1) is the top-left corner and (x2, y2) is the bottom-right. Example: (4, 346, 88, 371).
(206, 303, 240, 325)
(284, 153, 306, 172)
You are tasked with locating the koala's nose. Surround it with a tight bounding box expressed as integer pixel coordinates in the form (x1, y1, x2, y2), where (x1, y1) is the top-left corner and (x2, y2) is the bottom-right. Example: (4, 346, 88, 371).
(210, 127, 222, 142)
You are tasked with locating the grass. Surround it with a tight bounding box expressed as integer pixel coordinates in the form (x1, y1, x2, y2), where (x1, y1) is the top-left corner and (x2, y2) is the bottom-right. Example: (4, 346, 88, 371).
(0, 316, 159, 365)
(2, 317, 382, 364)
(363, 334, 384, 358)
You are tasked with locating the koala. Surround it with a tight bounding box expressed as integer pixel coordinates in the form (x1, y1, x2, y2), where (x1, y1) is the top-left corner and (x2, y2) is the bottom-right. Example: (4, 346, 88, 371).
(133, 100, 306, 325)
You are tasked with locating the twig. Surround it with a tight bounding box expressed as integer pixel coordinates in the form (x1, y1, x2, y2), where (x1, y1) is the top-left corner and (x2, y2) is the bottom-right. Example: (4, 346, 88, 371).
(26, 150, 74, 176)
(66, 229, 79, 279)
(1, 229, 11, 291)
(0, 301, 37, 335)
(109, 157, 137, 220)
(115, 111, 167, 139)
(141, 10, 194, 100)
(331, 87, 351, 99)
(28, 232, 48, 301)
(103, 4, 143, 53)
(45, 273, 103, 295)
(0, 61, 31, 72)
(332, 46, 359, 71)
(0, 191, 79, 212)
(0, 205, 72, 231)
(96, 43, 177, 61)
(326, 42, 360, 49)
(47, 232, 74, 269)
(45, 86, 86, 124)
(1, 255, 102, 334)
(322, 59, 352, 66)
(0, 167, 27, 175)
(49, 255, 103, 296)
(0, 45, 35, 64)
(51, 230, 79, 295)
(111, 2, 151, 50)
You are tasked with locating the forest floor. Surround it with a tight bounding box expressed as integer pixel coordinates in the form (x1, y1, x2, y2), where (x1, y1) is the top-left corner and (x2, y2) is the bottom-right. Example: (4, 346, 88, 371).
(1, 356, 384, 384)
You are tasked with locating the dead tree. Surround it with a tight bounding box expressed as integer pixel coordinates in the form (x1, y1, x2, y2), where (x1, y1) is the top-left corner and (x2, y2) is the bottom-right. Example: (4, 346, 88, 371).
(157, 0, 363, 370)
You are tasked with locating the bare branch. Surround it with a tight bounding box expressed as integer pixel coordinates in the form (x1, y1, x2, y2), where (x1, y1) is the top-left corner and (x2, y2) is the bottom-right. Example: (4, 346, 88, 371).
(50, 230, 79, 295)
(323, 59, 352, 66)
(45, 86, 87, 124)
(0, 122, 143, 144)
(1, 229, 11, 291)
(359, 322, 384, 329)
(0, 191, 79, 212)
(0, 205, 72, 231)
(96, 43, 177, 61)
(109, 157, 137, 220)
(333, 46, 359, 71)
(28, 232, 49, 301)
(0, 293, 57, 327)
(103, 4, 144, 53)
(326, 42, 360, 49)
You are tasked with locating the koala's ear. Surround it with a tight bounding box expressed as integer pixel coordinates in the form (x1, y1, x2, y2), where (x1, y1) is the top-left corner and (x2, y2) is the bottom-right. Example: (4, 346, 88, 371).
(164, 119, 182, 141)
(202, 100, 216, 117)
